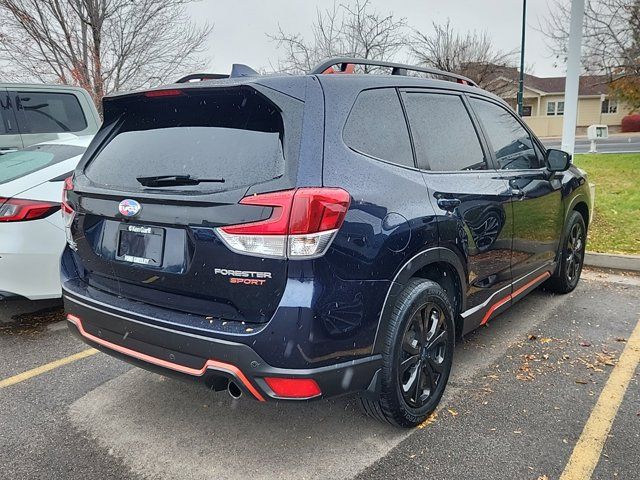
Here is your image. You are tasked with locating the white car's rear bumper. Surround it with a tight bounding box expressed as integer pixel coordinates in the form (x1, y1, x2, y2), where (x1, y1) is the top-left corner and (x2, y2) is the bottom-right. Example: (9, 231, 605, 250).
(0, 215, 65, 300)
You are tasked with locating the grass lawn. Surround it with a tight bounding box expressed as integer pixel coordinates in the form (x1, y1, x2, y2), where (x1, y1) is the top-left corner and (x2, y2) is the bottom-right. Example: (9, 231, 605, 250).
(573, 153, 640, 255)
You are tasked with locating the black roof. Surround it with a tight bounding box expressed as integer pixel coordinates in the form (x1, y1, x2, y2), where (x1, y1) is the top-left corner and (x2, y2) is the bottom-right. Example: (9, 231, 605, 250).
(104, 57, 507, 107)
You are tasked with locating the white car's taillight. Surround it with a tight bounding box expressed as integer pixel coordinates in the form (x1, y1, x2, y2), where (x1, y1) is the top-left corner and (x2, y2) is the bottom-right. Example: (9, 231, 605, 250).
(61, 176, 77, 250)
(216, 188, 350, 259)
(0, 197, 59, 222)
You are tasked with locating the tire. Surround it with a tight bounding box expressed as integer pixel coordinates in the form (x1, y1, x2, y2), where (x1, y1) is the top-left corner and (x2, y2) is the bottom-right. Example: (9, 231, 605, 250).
(545, 210, 587, 294)
(359, 279, 455, 427)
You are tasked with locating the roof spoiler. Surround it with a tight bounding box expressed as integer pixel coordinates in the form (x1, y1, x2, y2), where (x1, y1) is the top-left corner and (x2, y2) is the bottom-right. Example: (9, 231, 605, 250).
(176, 64, 260, 83)
(309, 57, 477, 86)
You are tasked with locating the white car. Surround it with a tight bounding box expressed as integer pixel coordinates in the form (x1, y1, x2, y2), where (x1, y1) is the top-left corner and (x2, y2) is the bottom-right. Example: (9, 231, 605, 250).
(0, 135, 92, 301)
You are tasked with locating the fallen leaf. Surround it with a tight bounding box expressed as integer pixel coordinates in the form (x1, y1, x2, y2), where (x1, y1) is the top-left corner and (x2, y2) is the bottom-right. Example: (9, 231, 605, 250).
(528, 334, 538, 341)
(580, 341, 592, 347)
(596, 352, 616, 366)
(417, 412, 437, 429)
(447, 408, 458, 417)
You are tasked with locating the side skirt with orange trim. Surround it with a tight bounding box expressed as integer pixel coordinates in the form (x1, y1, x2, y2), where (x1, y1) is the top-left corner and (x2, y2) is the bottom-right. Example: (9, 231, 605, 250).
(479, 271, 551, 326)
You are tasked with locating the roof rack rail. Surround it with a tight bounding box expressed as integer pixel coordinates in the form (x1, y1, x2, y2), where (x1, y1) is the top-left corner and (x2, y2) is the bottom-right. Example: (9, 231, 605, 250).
(309, 57, 477, 87)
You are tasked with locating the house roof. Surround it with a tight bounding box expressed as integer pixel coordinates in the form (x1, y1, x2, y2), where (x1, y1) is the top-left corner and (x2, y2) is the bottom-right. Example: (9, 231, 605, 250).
(497, 67, 609, 95)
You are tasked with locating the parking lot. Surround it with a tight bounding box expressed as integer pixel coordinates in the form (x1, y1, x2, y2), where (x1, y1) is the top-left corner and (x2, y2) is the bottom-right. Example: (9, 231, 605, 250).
(1, 268, 637, 480)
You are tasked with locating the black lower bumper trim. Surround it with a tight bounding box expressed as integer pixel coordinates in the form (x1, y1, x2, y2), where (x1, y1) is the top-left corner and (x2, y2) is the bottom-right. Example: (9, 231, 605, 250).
(63, 289, 382, 401)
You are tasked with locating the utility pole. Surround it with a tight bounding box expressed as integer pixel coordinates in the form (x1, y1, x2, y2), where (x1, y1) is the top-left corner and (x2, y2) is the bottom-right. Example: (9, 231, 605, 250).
(517, 0, 527, 116)
(561, 0, 585, 155)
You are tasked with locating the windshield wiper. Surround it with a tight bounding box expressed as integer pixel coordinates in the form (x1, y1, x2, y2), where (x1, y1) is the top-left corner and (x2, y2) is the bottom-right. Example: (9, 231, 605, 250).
(136, 174, 225, 187)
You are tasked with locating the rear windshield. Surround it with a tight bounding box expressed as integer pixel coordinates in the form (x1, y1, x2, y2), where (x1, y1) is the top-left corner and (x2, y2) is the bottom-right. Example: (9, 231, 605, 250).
(85, 87, 292, 192)
(0, 144, 85, 184)
(16, 91, 88, 133)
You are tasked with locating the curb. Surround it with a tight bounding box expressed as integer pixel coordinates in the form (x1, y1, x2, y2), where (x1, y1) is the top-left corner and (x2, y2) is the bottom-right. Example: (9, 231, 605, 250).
(584, 252, 640, 272)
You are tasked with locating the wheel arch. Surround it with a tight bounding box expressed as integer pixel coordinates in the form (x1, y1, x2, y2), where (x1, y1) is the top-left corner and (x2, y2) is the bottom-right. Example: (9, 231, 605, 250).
(372, 247, 467, 352)
(572, 200, 589, 230)
(565, 192, 590, 230)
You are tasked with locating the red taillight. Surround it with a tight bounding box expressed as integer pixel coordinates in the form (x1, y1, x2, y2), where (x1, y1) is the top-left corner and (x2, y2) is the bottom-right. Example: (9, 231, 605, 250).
(289, 188, 351, 234)
(62, 176, 74, 214)
(61, 176, 77, 249)
(144, 89, 183, 98)
(222, 190, 295, 235)
(263, 377, 322, 399)
(217, 188, 350, 259)
(0, 197, 59, 222)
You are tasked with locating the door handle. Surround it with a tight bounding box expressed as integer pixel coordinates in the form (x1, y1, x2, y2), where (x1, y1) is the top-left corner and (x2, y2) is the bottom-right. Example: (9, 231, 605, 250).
(437, 198, 461, 211)
(0, 147, 18, 155)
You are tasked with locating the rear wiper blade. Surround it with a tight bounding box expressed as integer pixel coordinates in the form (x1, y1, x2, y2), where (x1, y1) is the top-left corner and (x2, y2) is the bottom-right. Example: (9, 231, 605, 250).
(136, 174, 225, 187)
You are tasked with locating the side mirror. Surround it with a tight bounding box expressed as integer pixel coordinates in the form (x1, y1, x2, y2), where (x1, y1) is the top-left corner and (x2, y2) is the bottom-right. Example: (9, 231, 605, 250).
(545, 149, 571, 172)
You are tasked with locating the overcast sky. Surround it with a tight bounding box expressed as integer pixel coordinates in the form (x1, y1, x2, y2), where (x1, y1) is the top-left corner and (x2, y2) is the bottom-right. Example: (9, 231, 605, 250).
(188, 0, 565, 78)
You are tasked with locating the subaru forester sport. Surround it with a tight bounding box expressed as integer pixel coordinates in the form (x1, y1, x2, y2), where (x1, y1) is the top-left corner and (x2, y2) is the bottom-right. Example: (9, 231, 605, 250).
(62, 58, 591, 427)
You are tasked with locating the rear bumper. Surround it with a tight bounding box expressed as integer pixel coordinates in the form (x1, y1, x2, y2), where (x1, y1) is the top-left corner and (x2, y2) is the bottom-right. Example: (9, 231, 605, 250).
(63, 289, 382, 401)
(0, 218, 65, 300)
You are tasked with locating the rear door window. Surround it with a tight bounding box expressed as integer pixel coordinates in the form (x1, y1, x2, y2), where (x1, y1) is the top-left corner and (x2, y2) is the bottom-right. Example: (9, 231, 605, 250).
(470, 98, 543, 170)
(85, 87, 295, 192)
(402, 92, 486, 171)
(343, 88, 414, 168)
(0, 144, 85, 184)
(14, 91, 88, 134)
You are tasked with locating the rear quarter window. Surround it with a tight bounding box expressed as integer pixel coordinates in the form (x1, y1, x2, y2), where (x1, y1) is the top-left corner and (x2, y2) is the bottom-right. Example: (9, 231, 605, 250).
(85, 87, 298, 193)
(15, 92, 88, 134)
(343, 88, 414, 168)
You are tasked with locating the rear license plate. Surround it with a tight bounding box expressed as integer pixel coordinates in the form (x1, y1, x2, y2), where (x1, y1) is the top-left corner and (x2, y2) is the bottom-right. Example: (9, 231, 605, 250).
(116, 224, 165, 267)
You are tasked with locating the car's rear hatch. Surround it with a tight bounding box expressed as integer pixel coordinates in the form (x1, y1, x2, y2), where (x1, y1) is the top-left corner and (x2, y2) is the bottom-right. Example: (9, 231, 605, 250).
(69, 83, 304, 323)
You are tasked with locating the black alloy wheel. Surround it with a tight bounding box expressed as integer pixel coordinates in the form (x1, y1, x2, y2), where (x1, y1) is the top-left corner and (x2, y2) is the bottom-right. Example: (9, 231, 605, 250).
(399, 303, 448, 408)
(358, 279, 455, 427)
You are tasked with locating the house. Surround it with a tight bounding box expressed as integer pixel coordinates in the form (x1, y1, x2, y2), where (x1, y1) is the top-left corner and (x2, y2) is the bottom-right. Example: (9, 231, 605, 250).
(491, 69, 632, 137)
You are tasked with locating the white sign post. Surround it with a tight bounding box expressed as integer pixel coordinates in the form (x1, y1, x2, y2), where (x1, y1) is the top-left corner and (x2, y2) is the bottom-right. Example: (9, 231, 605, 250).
(560, 0, 586, 155)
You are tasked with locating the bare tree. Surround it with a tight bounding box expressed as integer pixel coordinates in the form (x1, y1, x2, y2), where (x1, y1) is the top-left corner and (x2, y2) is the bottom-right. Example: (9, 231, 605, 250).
(0, 0, 212, 108)
(269, 0, 407, 73)
(409, 20, 518, 95)
(541, 0, 640, 109)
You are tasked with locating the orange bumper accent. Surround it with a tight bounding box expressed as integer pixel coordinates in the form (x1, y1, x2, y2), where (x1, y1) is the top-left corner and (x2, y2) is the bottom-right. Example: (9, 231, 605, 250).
(66, 314, 265, 401)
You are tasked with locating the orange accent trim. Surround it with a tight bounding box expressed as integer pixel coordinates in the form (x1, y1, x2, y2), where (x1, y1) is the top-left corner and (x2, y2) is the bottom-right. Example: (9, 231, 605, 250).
(322, 64, 355, 74)
(66, 314, 265, 401)
(479, 272, 551, 326)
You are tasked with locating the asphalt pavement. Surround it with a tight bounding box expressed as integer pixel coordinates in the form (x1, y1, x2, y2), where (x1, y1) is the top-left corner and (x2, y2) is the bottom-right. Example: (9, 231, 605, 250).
(542, 134, 640, 154)
(1, 269, 638, 480)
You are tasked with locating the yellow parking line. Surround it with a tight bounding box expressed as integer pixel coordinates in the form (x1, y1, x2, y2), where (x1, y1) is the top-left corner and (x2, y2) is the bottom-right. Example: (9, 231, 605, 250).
(0, 348, 98, 389)
(560, 318, 640, 480)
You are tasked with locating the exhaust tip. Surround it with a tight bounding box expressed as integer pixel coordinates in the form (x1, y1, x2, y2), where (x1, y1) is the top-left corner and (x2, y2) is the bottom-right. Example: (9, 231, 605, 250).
(228, 381, 243, 399)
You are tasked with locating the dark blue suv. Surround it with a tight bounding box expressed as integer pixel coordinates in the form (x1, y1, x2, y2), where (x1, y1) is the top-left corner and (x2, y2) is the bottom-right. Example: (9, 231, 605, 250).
(62, 58, 591, 427)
